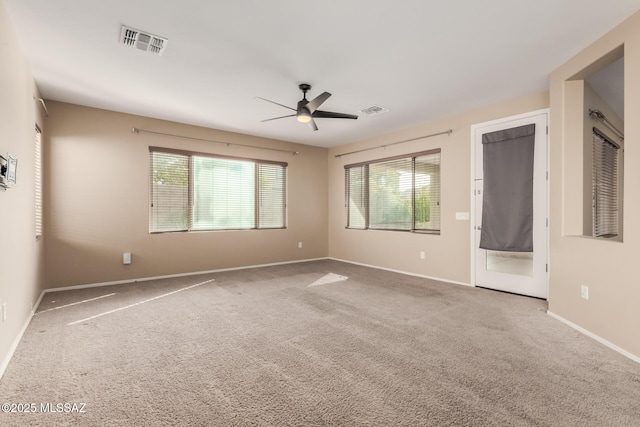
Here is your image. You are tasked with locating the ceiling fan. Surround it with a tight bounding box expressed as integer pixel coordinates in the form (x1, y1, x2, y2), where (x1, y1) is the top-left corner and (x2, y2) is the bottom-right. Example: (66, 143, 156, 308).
(258, 83, 358, 131)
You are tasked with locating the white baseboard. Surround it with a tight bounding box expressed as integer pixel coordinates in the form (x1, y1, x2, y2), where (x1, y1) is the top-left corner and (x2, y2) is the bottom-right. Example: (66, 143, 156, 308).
(0, 290, 46, 380)
(547, 311, 640, 364)
(32, 290, 45, 316)
(44, 257, 331, 293)
(328, 257, 472, 287)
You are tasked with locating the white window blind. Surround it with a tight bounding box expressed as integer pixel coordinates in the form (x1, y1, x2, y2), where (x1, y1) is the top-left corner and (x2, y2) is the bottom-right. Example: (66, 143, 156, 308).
(193, 157, 255, 230)
(592, 128, 619, 238)
(258, 163, 287, 228)
(345, 149, 441, 234)
(149, 148, 287, 233)
(150, 151, 189, 232)
(414, 152, 441, 232)
(369, 157, 413, 230)
(35, 126, 43, 238)
(345, 165, 367, 229)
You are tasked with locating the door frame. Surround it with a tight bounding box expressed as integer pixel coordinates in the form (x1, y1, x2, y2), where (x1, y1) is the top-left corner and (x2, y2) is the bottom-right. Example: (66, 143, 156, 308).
(469, 109, 550, 298)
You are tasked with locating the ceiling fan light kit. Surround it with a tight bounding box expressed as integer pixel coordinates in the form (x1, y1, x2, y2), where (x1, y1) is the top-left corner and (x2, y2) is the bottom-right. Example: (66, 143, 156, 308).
(260, 83, 358, 131)
(296, 109, 312, 123)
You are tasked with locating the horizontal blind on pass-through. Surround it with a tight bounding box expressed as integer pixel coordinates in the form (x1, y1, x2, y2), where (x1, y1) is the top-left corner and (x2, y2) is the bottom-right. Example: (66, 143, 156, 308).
(592, 129, 619, 238)
(35, 127, 43, 237)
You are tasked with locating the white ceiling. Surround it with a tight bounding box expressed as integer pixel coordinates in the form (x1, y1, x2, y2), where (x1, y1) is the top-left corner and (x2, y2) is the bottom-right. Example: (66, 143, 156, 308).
(4, 1, 639, 148)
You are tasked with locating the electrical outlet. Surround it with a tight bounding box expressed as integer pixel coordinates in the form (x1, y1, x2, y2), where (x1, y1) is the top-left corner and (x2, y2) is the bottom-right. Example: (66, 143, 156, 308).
(298, 242, 303, 249)
(419, 251, 425, 260)
(581, 285, 589, 300)
(2, 302, 6, 322)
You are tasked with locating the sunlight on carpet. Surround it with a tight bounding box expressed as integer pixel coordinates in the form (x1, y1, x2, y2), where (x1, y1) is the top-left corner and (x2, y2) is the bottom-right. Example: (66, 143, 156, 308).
(35, 293, 116, 314)
(308, 272, 348, 287)
(67, 278, 215, 326)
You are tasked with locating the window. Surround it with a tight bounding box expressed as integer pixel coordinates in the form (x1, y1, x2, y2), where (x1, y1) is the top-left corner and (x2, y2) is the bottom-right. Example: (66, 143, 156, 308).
(149, 147, 286, 233)
(592, 128, 619, 237)
(345, 149, 441, 233)
(35, 126, 43, 238)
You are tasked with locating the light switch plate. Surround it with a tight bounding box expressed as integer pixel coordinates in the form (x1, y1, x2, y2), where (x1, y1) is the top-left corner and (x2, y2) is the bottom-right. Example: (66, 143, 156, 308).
(456, 212, 470, 221)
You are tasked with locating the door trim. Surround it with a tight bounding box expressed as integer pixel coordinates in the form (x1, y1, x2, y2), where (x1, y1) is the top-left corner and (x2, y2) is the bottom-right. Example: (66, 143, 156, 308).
(469, 108, 550, 297)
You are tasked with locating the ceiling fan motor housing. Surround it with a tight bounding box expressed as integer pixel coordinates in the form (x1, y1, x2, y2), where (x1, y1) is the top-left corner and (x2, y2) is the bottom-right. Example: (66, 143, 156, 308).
(296, 101, 311, 122)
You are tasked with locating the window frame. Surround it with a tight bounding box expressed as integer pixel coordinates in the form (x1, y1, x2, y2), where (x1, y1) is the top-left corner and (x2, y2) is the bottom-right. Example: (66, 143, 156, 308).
(344, 149, 441, 234)
(149, 146, 287, 233)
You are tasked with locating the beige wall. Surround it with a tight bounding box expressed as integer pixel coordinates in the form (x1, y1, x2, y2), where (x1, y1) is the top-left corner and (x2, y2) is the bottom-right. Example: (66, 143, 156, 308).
(44, 102, 328, 288)
(0, 1, 46, 375)
(328, 92, 549, 285)
(550, 10, 640, 358)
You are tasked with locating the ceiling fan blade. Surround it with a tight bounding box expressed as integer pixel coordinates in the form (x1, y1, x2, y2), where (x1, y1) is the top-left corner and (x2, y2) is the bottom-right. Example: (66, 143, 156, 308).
(306, 91, 331, 113)
(308, 118, 319, 131)
(256, 97, 296, 111)
(260, 114, 296, 123)
(312, 110, 358, 120)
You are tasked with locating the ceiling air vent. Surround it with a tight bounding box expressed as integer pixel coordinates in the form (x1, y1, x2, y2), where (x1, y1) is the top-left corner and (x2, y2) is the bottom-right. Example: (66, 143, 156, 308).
(120, 25, 168, 56)
(360, 105, 389, 116)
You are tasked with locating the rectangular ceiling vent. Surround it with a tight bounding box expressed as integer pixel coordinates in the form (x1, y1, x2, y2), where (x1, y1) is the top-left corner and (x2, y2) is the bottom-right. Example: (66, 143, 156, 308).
(120, 25, 168, 56)
(360, 105, 389, 116)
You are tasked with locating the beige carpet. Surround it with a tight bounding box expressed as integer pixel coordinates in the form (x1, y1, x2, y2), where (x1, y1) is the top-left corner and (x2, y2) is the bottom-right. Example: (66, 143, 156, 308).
(1, 260, 638, 426)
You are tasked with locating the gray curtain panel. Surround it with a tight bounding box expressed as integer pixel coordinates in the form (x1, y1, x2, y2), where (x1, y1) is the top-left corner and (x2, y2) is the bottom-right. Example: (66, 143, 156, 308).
(480, 124, 535, 252)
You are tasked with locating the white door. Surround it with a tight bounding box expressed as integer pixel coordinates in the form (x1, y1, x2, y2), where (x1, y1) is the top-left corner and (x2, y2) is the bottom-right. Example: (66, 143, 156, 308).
(472, 111, 548, 299)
